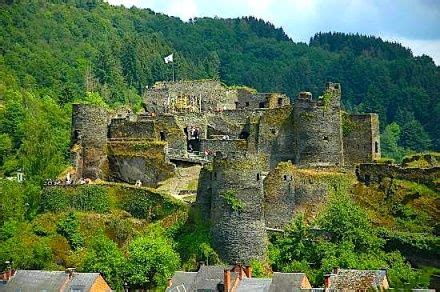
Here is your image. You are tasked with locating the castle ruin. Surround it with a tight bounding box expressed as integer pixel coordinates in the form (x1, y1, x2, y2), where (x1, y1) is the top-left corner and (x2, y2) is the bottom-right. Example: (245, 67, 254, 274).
(71, 79, 381, 263)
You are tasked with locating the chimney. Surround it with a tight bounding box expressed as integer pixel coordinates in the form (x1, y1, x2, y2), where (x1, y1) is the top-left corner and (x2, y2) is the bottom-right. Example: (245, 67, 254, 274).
(244, 266, 252, 278)
(324, 274, 331, 289)
(224, 269, 231, 292)
(238, 264, 243, 280)
(333, 266, 339, 275)
(167, 278, 173, 288)
(4, 261, 12, 281)
(65, 268, 76, 279)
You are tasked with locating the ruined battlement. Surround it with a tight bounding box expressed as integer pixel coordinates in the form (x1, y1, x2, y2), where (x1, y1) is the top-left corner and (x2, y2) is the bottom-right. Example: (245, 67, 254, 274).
(143, 79, 290, 114)
(71, 80, 379, 183)
(358, 163, 439, 189)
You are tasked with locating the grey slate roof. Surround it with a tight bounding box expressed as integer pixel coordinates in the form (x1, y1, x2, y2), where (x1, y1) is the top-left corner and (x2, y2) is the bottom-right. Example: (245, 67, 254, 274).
(166, 265, 240, 292)
(0, 270, 105, 292)
(269, 273, 308, 292)
(236, 278, 271, 292)
(194, 265, 238, 291)
(328, 269, 388, 290)
(66, 272, 101, 291)
(166, 271, 197, 292)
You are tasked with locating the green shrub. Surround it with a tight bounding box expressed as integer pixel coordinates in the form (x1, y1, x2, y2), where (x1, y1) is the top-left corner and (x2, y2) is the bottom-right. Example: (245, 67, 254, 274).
(72, 186, 110, 213)
(375, 157, 395, 164)
(126, 227, 180, 289)
(40, 186, 110, 213)
(56, 212, 84, 250)
(83, 232, 126, 290)
(221, 190, 244, 212)
(40, 188, 69, 212)
(118, 187, 182, 220)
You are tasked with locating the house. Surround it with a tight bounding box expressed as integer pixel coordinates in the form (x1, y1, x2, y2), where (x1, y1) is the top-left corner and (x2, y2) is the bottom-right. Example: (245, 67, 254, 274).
(0, 268, 112, 292)
(166, 264, 312, 292)
(166, 264, 252, 292)
(324, 268, 389, 291)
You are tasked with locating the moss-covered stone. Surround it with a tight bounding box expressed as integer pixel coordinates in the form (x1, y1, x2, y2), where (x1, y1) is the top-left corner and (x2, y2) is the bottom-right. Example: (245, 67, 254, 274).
(264, 161, 354, 227)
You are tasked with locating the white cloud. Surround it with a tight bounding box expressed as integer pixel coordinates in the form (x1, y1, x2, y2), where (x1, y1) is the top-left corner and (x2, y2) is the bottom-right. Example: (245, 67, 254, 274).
(165, 0, 199, 21)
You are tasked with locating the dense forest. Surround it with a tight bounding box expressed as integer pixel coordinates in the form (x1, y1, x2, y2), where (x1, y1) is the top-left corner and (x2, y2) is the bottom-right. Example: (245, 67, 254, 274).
(0, 0, 439, 290)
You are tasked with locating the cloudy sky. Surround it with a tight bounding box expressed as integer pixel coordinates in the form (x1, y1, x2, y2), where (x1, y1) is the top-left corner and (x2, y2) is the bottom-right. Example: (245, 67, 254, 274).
(107, 0, 440, 65)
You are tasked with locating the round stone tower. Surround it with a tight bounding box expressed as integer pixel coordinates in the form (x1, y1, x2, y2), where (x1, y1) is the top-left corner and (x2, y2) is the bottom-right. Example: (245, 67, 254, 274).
(71, 104, 108, 179)
(293, 82, 344, 166)
(210, 152, 267, 264)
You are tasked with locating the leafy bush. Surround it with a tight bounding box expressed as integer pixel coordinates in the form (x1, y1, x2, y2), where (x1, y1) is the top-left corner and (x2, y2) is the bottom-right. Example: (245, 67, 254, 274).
(0, 180, 25, 224)
(56, 212, 84, 250)
(40, 188, 69, 212)
(118, 187, 182, 220)
(0, 222, 54, 270)
(221, 190, 244, 212)
(175, 213, 220, 270)
(72, 186, 110, 213)
(126, 227, 180, 289)
(270, 193, 430, 288)
(83, 231, 126, 290)
(40, 186, 110, 213)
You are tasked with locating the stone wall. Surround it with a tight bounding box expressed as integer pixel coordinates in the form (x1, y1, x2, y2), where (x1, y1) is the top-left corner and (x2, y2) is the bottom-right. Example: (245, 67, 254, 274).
(154, 115, 187, 151)
(236, 90, 290, 110)
(257, 106, 295, 169)
(143, 80, 237, 113)
(108, 118, 156, 139)
(71, 104, 108, 179)
(107, 140, 175, 187)
(195, 165, 213, 220)
(343, 113, 380, 164)
(236, 89, 267, 109)
(293, 83, 344, 167)
(211, 109, 259, 125)
(200, 139, 248, 156)
(264, 162, 352, 228)
(206, 115, 244, 139)
(358, 163, 440, 188)
(210, 152, 268, 264)
(267, 93, 290, 109)
(175, 112, 208, 140)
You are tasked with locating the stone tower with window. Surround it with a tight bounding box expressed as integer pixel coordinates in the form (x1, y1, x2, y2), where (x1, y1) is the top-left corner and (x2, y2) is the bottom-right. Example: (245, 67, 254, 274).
(293, 82, 344, 166)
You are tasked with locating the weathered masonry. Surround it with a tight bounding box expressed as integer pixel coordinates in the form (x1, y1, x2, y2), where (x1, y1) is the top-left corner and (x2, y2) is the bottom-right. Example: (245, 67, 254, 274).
(71, 80, 380, 184)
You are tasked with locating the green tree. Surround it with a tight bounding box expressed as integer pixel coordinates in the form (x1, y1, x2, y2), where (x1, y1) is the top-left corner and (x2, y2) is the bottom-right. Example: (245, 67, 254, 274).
(0, 180, 25, 224)
(381, 122, 405, 161)
(270, 193, 428, 288)
(56, 212, 84, 250)
(400, 118, 432, 152)
(83, 232, 126, 290)
(126, 228, 180, 289)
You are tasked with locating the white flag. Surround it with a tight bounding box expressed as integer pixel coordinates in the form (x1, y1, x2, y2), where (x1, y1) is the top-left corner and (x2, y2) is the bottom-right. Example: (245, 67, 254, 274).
(164, 54, 173, 64)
